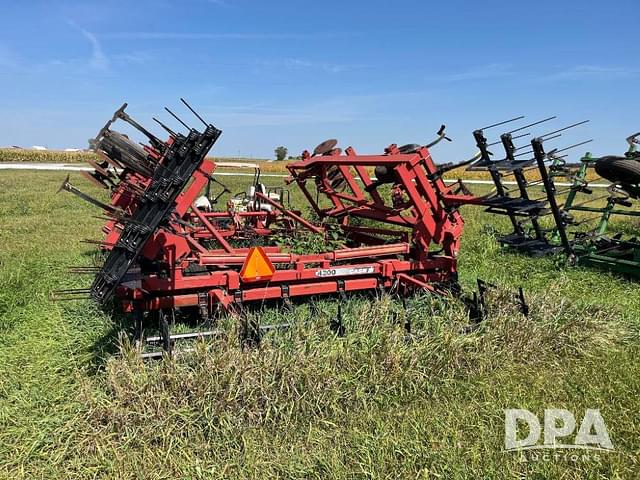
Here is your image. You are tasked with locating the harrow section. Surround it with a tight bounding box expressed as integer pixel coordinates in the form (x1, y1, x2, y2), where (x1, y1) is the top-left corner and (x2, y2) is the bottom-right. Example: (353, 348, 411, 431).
(466, 116, 640, 276)
(543, 134, 640, 275)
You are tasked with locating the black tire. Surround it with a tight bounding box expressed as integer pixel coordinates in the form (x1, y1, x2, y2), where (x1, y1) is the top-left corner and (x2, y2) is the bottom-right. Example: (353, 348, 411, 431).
(594, 156, 640, 185)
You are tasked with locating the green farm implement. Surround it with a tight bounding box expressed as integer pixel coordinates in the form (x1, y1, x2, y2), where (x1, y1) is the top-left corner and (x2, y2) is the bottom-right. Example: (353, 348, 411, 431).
(467, 122, 640, 277)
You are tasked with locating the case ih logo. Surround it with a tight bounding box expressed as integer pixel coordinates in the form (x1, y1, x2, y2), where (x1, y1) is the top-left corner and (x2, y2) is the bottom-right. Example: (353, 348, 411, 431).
(504, 409, 614, 456)
(315, 266, 375, 278)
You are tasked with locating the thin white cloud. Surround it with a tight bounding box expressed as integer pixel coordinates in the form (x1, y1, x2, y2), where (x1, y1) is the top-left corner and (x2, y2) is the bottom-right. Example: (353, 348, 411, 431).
(192, 90, 437, 128)
(541, 65, 639, 81)
(256, 58, 356, 74)
(100, 31, 358, 40)
(197, 103, 355, 127)
(80, 28, 109, 70)
(111, 51, 153, 65)
(441, 63, 514, 81)
(0, 21, 147, 76)
(67, 20, 110, 71)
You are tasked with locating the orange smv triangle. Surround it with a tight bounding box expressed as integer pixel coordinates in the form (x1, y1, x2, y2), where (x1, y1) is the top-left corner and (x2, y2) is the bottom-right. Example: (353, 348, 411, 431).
(240, 246, 276, 282)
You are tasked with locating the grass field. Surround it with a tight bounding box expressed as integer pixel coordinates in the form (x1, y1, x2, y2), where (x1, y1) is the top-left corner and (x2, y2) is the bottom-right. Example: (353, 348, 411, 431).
(1, 169, 640, 479)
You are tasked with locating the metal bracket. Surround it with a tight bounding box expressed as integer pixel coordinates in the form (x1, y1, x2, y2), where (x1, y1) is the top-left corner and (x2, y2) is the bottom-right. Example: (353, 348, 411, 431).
(516, 287, 529, 317)
(198, 292, 209, 319)
(234, 290, 243, 304)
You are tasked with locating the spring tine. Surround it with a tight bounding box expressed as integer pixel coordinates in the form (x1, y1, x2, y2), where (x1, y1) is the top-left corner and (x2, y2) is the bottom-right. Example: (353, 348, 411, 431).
(180, 98, 209, 127)
(564, 217, 595, 228)
(153, 117, 178, 137)
(512, 132, 531, 141)
(536, 133, 562, 144)
(51, 294, 92, 301)
(480, 116, 525, 131)
(507, 116, 557, 134)
(59, 176, 124, 214)
(519, 164, 545, 174)
(93, 215, 117, 223)
(93, 212, 147, 227)
(165, 107, 192, 131)
(79, 170, 109, 190)
(526, 179, 546, 187)
(514, 150, 533, 157)
(553, 139, 594, 154)
(540, 120, 590, 138)
(90, 216, 128, 229)
(568, 193, 611, 209)
(68, 268, 100, 274)
(53, 288, 92, 294)
(488, 131, 532, 148)
(52, 297, 91, 301)
(80, 239, 117, 247)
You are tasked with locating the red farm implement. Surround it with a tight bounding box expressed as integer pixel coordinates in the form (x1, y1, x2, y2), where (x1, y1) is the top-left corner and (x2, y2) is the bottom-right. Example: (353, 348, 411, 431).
(58, 101, 517, 356)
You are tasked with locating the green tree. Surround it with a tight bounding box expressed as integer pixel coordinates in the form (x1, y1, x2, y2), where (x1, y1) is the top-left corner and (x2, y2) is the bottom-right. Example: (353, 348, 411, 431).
(274, 146, 288, 161)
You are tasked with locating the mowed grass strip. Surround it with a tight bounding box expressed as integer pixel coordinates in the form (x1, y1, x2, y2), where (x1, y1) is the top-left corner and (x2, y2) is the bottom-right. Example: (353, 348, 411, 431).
(0, 170, 639, 478)
(0, 147, 605, 182)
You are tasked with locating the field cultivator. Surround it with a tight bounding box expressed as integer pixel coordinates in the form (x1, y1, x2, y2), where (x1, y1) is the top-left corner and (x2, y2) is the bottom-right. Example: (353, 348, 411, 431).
(468, 116, 640, 277)
(57, 101, 507, 356)
(56, 100, 639, 355)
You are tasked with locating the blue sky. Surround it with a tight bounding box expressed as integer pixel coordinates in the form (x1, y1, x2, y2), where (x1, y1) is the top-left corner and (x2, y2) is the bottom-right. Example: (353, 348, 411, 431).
(0, 0, 636, 160)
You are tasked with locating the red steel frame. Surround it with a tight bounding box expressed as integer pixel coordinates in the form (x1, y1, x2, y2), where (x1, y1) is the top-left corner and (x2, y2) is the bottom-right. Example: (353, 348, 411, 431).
(90, 138, 478, 317)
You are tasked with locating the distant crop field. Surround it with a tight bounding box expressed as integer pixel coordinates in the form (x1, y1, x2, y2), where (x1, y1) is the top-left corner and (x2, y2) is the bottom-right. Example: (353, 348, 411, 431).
(0, 148, 98, 164)
(0, 148, 607, 183)
(0, 148, 291, 173)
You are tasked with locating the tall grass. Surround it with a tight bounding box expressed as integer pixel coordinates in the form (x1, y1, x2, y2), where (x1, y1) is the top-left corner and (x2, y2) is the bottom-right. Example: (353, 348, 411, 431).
(60, 290, 636, 478)
(0, 170, 639, 478)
